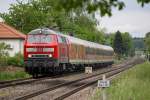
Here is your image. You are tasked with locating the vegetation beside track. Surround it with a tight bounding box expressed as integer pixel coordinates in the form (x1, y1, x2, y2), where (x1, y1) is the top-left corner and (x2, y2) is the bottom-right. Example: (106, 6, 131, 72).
(92, 61, 150, 100)
(0, 71, 30, 81)
(0, 66, 30, 81)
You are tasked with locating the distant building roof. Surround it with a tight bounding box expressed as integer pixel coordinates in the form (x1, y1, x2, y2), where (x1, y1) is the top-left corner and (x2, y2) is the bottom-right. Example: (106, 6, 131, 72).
(0, 22, 26, 39)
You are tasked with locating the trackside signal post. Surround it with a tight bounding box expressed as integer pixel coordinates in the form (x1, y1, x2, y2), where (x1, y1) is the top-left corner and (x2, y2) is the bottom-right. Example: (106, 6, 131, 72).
(97, 75, 110, 100)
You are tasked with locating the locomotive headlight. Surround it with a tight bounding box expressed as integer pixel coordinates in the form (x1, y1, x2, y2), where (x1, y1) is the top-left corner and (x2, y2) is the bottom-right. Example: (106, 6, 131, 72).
(43, 48, 54, 52)
(27, 48, 37, 52)
(48, 54, 52, 57)
(28, 54, 32, 58)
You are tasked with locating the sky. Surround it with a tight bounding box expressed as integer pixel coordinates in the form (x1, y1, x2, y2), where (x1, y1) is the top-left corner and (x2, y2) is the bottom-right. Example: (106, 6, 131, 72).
(0, 0, 150, 37)
(96, 0, 150, 37)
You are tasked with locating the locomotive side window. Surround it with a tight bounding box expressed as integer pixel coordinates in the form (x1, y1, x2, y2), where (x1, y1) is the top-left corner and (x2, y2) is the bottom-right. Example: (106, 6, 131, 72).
(58, 36, 63, 43)
(58, 36, 67, 43)
(62, 37, 67, 43)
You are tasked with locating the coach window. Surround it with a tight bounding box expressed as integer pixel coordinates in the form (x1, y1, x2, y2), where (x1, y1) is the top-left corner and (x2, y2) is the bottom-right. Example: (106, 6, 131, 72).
(99, 49, 103, 55)
(58, 36, 63, 43)
(61, 37, 67, 43)
(58, 36, 66, 43)
(96, 49, 99, 55)
(89, 47, 93, 54)
(86, 47, 89, 54)
(103, 50, 106, 55)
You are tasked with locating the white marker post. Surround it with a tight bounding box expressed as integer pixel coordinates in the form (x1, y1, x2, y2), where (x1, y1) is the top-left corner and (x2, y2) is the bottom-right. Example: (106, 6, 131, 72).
(97, 74, 110, 100)
(85, 67, 92, 74)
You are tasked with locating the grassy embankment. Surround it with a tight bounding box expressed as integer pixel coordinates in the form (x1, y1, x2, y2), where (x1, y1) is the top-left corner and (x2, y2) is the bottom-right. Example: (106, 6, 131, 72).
(92, 61, 150, 100)
(0, 66, 30, 81)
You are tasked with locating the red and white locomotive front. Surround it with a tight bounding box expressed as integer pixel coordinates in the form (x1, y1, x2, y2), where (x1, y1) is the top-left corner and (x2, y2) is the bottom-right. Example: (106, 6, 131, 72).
(24, 28, 59, 75)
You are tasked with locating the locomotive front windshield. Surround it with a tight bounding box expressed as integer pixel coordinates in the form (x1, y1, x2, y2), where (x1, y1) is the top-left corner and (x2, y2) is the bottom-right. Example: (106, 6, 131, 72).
(27, 28, 56, 43)
(27, 35, 54, 43)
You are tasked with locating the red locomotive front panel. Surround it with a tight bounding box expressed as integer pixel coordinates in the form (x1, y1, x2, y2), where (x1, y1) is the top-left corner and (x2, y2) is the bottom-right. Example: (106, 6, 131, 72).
(24, 29, 59, 75)
(24, 34, 58, 59)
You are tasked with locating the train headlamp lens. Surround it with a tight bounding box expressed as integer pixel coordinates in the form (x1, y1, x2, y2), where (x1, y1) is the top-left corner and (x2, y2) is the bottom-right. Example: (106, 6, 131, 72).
(28, 54, 32, 58)
(49, 54, 52, 57)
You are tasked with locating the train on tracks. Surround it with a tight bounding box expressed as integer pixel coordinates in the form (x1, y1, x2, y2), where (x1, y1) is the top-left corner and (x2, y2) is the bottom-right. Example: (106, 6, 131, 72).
(24, 28, 114, 77)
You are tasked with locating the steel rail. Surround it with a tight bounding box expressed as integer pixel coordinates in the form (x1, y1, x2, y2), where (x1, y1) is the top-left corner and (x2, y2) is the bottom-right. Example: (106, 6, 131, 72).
(0, 76, 58, 89)
(0, 77, 32, 84)
(0, 71, 82, 89)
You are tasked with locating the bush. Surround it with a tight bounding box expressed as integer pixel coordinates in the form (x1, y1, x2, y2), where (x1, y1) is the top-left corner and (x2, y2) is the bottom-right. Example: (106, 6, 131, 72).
(0, 71, 30, 81)
(0, 56, 8, 67)
(7, 53, 24, 67)
(0, 42, 10, 66)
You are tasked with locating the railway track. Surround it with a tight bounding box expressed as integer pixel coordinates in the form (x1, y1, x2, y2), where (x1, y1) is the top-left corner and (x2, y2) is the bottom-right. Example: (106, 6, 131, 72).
(0, 57, 131, 89)
(0, 60, 127, 89)
(0, 77, 35, 89)
(15, 58, 144, 100)
(0, 77, 32, 84)
(0, 71, 83, 89)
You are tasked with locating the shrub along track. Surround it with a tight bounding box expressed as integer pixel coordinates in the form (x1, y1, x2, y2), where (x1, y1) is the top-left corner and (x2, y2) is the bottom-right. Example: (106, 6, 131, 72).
(14, 58, 145, 100)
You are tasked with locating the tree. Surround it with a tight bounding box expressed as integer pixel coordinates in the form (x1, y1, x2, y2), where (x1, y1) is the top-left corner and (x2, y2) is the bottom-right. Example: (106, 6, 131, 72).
(122, 32, 133, 56)
(0, 0, 105, 43)
(145, 32, 150, 53)
(0, 42, 10, 66)
(146, 32, 150, 37)
(58, 0, 150, 16)
(104, 33, 115, 46)
(0, 42, 10, 57)
(113, 31, 124, 59)
(58, 0, 124, 16)
(0, 0, 61, 33)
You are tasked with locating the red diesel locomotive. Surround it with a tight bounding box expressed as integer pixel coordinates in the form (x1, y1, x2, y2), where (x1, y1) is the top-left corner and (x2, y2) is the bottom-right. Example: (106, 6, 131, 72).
(24, 28, 114, 76)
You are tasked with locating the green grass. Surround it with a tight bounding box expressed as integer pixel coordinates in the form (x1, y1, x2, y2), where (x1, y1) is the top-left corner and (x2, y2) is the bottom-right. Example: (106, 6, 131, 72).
(92, 62, 150, 100)
(0, 71, 30, 81)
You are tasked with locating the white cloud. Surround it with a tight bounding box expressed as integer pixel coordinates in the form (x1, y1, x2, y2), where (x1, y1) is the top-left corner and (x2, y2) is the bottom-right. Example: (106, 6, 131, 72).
(0, 0, 16, 13)
(98, 10, 150, 37)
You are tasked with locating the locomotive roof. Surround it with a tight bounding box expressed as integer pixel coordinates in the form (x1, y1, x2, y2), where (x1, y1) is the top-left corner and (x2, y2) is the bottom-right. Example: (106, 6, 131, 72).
(28, 28, 113, 51)
(28, 28, 56, 35)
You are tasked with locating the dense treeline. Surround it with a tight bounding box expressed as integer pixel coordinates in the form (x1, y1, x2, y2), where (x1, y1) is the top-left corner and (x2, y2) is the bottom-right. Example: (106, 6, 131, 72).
(105, 31, 134, 59)
(0, 0, 105, 44)
(133, 38, 145, 50)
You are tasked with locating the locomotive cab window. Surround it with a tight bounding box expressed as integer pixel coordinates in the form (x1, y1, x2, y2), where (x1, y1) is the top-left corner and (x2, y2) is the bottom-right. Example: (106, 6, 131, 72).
(27, 34, 54, 43)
